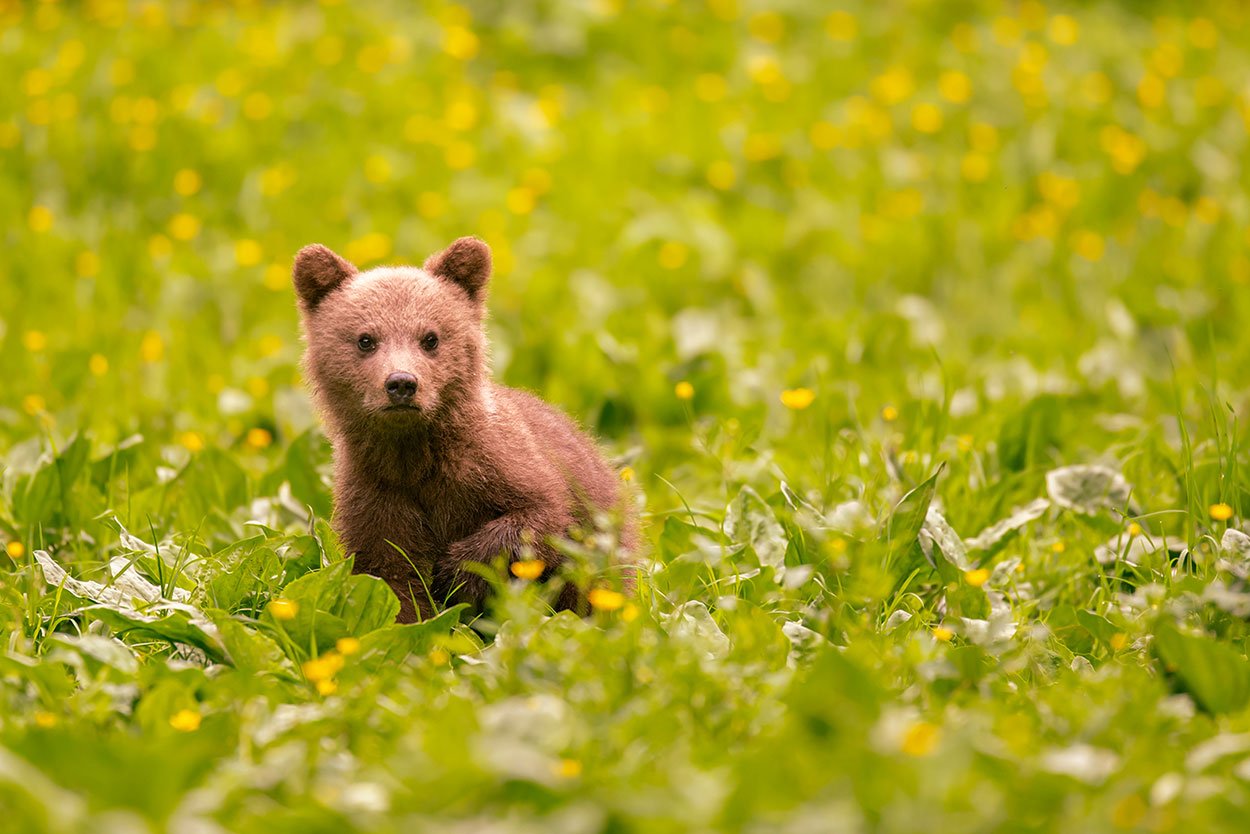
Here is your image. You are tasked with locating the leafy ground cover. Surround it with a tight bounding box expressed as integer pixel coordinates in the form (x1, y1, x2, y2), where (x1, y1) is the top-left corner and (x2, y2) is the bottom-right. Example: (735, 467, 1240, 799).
(4, 0, 1250, 831)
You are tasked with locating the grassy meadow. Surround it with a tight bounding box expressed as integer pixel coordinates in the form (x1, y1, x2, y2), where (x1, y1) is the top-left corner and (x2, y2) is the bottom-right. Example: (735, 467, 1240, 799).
(5, 0, 1250, 830)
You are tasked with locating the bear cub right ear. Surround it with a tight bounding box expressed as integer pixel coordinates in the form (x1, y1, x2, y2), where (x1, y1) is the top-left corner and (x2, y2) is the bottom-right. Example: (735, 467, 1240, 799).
(293, 244, 357, 309)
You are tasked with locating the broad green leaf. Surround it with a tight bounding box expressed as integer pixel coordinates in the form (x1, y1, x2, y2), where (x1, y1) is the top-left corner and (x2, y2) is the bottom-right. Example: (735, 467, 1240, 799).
(1155, 623, 1250, 714)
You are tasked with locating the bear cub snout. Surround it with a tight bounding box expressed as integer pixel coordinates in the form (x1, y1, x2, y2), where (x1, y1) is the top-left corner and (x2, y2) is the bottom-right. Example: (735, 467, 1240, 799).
(293, 236, 636, 622)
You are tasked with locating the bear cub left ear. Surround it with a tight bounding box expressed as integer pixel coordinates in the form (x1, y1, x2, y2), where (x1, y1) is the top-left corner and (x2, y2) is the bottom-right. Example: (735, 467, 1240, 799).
(424, 237, 492, 301)
(293, 244, 357, 310)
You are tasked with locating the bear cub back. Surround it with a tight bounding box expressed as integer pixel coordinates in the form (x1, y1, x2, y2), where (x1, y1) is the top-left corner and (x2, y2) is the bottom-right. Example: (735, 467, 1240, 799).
(293, 236, 636, 622)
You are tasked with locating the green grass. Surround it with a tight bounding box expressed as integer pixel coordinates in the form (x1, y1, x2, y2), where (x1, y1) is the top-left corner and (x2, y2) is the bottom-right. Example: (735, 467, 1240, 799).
(4, 0, 1250, 830)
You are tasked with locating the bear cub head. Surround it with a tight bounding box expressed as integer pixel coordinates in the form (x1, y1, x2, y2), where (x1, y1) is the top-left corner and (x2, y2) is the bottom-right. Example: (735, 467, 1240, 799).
(293, 237, 492, 433)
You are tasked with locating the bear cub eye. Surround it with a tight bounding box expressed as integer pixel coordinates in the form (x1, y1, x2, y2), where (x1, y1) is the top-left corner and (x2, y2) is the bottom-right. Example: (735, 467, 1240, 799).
(420, 332, 439, 352)
(357, 334, 377, 353)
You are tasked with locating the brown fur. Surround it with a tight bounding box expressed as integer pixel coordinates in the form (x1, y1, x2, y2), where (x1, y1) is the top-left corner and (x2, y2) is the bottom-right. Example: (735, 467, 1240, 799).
(292, 237, 636, 622)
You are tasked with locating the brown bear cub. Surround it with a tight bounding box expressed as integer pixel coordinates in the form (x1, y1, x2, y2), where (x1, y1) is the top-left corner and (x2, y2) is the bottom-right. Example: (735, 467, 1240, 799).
(292, 237, 635, 622)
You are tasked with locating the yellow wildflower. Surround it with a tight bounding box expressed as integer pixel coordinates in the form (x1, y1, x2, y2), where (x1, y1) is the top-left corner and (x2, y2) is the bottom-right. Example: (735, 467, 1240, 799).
(168, 213, 200, 241)
(169, 709, 202, 732)
(269, 598, 299, 620)
(932, 626, 954, 642)
(900, 721, 940, 756)
(510, 560, 545, 580)
(302, 651, 345, 683)
(28, 206, 53, 233)
(780, 388, 815, 410)
(658, 242, 689, 270)
(140, 331, 164, 363)
(675, 381, 694, 401)
(235, 239, 264, 267)
(706, 160, 737, 190)
(23, 330, 47, 352)
(34, 711, 57, 728)
(588, 588, 626, 611)
(246, 428, 273, 449)
(1210, 503, 1234, 521)
(825, 11, 856, 41)
(555, 758, 583, 778)
(964, 568, 990, 588)
(6, 541, 25, 559)
(336, 637, 361, 655)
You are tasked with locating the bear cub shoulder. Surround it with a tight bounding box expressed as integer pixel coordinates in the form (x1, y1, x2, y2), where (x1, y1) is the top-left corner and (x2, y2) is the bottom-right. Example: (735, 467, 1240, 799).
(293, 237, 635, 622)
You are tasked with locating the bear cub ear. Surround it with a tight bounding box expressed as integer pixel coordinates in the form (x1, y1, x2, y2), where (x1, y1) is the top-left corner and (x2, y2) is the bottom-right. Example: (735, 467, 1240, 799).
(424, 237, 491, 301)
(293, 244, 358, 309)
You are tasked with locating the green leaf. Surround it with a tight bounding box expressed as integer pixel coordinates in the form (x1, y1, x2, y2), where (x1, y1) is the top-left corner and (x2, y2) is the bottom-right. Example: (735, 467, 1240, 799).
(342, 604, 467, 679)
(207, 609, 296, 675)
(998, 394, 1063, 472)
(1154, 623, 1250, 714)
(725, 486, 788, 576)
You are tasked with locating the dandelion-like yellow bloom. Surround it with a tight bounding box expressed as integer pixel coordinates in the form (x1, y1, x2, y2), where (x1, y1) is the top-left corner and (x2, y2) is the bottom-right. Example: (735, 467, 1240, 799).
(168, 212, 200, 241)
(429, 648, 451, 666)
(960, 153, 990, 183)
(1071, 231, 1104, 262)
(34, 711, 57, 728)
(336, 637, 361, 656)
(619, 466, 635, 483)
(588, 588, 626, 611)
(1048, 14, 1080, 45)
(825, 11, 857, 41)
(1127, 523, 1142, 537)
(510, 560, 545, 580)
(302, 651, 345, 683)
(780, 388, 815, 410)
(173, 168, 201, 196)
(1109, 633, 1129, 652)
(180, 432, 205, 453)
(316, 679, 338, 696)
(674, 381, 695, 401)
(169, 709, 202, 732)
(235, 239, 264, 267)
(76, 251, 100, 278)
(140, 331, 165, 364)
(932, 626, 953, 642)
(246, 428, 273, 449)
(964, 568, 990, 588)
(1052, 542, 1066, 553)
(658, 242, 688, 270)
(938, 71, 971, 104)
(621, 603, 640, 623)
(506, 187, 535, 215)
(900, 721, 940, 756)
(555, 758, 583, 778)
(881, 405, 899, 422)
(911, 103, 943, 133)
(1210, 503, 1234, 521)
(23, 330, 47, 352)
(748, 11, 785, 43)
(6, 541, 25, 559)
(442, 25, 479, 60)
(706, 160, 737, 190)
(28, 205, 53, 233)
(22, 395, 46, 416)
(269, 598, 299, 620)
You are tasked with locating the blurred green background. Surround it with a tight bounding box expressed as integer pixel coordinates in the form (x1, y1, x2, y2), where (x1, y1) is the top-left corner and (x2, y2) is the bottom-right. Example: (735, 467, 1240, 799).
(6, 0, 1250, 832)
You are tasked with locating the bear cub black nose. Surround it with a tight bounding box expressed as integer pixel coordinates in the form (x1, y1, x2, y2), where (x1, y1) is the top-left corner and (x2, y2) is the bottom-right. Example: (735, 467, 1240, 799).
(385, 372, 418, 403)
